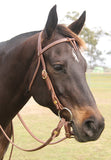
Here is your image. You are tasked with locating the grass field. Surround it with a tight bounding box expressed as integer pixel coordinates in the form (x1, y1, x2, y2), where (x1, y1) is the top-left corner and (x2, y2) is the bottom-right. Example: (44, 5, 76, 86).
(4, 73, 111, 160)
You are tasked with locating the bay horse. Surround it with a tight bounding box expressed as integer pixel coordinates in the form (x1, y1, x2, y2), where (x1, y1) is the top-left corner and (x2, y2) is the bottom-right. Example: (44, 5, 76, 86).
(0, 5, 104, 159)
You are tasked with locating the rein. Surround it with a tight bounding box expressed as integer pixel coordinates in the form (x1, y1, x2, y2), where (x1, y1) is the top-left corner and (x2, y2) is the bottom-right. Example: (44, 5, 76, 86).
(0, 31, 78, 159)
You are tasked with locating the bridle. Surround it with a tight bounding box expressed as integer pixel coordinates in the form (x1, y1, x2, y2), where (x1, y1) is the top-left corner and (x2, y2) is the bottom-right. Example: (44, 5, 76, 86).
(0, 31, 79, 159)
(28, 31, 78, 112)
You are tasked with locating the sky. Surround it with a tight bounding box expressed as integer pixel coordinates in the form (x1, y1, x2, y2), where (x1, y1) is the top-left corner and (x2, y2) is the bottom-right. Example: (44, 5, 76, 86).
(0, 0, 111, 67)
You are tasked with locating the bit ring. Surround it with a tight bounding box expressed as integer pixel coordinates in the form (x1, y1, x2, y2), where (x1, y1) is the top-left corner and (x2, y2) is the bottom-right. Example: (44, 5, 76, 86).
(58, 107, 73, 121)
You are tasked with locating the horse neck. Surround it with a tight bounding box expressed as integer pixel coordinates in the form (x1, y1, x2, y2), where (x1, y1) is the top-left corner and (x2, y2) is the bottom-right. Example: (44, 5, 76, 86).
(0, 34, 39, 128)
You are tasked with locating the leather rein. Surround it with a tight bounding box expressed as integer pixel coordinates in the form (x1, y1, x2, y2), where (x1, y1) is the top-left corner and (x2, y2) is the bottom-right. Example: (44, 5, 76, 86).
(0, 31, 79, 159)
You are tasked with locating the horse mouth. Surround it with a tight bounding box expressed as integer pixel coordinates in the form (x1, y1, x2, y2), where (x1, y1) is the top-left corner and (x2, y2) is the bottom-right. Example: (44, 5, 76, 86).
(70, 121, 87, 142)
(70, 119, 104, 142)
(70, 120, 89, 142)
(70, 120, 83, 142)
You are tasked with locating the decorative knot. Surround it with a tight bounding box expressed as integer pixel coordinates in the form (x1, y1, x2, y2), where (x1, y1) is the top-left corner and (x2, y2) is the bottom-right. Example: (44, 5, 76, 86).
(42, 69, 48, 79)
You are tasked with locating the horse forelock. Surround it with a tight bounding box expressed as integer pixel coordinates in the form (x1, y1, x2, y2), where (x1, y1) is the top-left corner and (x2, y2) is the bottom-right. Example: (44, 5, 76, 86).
(57, 24, 86, 49)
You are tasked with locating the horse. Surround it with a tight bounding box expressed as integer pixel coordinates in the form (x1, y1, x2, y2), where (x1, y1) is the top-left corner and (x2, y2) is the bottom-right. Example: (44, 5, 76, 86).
(0, 5, 104, 159)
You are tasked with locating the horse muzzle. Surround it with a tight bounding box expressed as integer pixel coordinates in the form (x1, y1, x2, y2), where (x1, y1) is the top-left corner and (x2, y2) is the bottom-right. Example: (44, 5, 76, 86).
(71, 116, 105, 142)
(58, 107, 105, 142)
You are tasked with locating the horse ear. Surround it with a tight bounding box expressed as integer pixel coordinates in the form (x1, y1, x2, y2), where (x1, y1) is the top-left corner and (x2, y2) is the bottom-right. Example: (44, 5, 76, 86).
(68, 11, 86, 35)
(43, 5, 58, 39)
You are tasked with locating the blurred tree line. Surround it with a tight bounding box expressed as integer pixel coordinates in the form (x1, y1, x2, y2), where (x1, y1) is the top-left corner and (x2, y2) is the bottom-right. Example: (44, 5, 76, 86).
(63, 11, 110, 69)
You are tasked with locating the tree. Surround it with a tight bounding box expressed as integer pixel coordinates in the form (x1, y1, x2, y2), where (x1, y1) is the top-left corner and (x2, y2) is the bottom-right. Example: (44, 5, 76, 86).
(63, 11, 105, 69)
(105, 32, 111, 55)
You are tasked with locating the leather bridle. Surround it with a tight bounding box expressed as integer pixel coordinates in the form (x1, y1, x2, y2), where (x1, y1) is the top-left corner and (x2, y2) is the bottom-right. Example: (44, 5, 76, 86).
(0, 31, 80, 160)
(29, 31, 77, 112)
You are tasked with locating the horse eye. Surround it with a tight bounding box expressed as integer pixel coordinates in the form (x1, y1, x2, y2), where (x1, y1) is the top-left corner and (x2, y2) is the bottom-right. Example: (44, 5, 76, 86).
(53, 64, 64, 72)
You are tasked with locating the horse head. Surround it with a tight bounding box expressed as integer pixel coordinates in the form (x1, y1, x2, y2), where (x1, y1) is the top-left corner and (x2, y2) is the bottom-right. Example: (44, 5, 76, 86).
(30, 5, 104, 142)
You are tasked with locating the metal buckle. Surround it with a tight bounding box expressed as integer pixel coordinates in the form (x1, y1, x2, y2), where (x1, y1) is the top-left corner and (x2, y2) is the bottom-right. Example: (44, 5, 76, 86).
(58, 107, 73, 121)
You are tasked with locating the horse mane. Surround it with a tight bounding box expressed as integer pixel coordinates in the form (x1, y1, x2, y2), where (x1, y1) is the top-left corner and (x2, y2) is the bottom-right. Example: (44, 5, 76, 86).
(57, 24, 86, 49)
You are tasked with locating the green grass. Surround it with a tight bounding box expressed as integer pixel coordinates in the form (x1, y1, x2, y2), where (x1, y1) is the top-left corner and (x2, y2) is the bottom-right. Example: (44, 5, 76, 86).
(4, 73, 111, 160)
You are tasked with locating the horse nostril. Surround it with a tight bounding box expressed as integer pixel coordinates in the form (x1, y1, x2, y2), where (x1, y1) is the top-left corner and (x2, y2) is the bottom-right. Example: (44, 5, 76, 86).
(83, 119, 96, 138)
